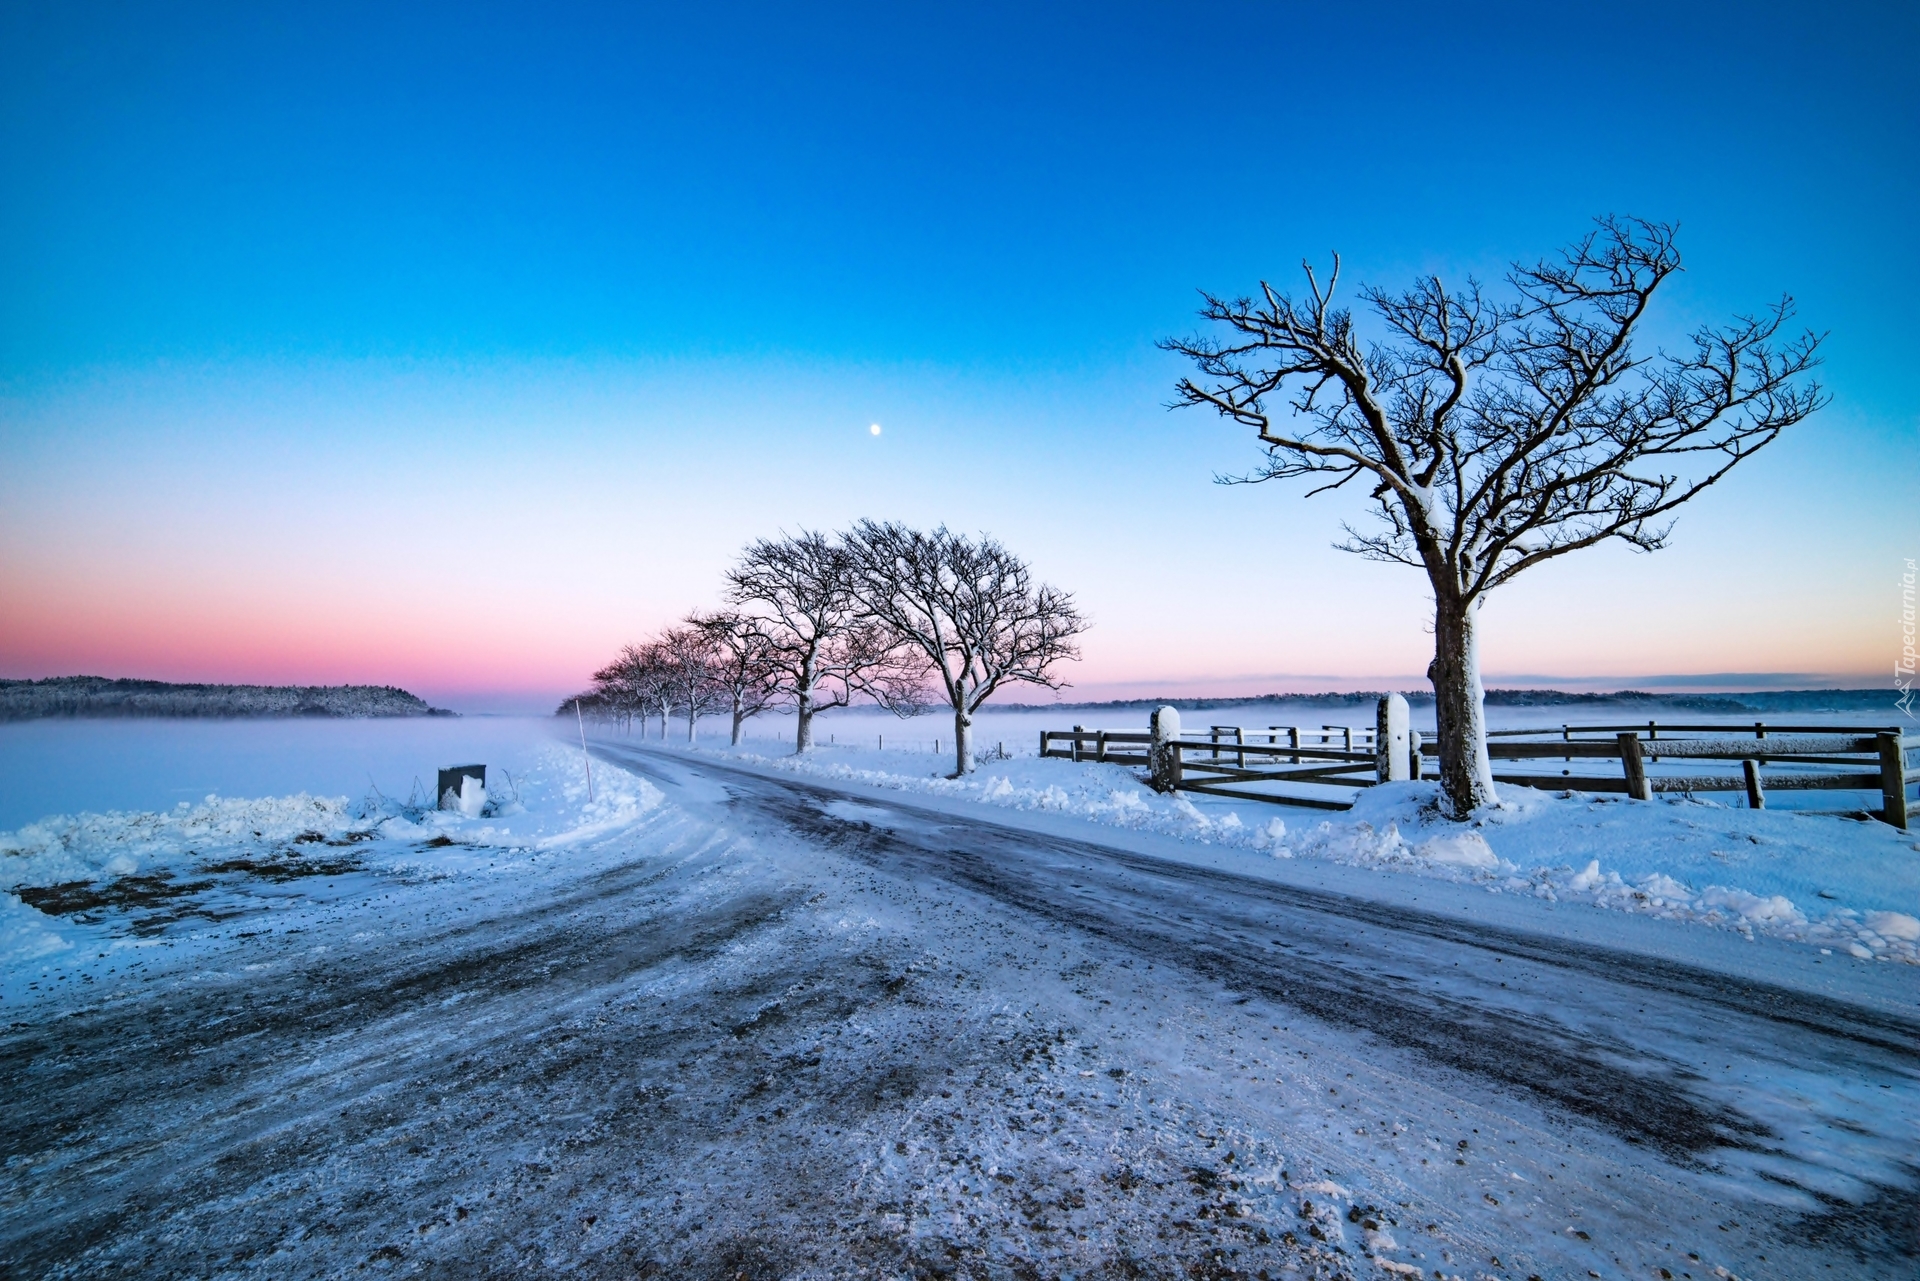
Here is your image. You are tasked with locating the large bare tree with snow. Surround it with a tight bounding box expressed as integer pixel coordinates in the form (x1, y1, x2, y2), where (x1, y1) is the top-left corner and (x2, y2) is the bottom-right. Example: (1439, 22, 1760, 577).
(1163, 217, 1825, 816)
(724, 531, 918, 753)
(688, 610, 781, 745)
(849, 521, 1087, 777)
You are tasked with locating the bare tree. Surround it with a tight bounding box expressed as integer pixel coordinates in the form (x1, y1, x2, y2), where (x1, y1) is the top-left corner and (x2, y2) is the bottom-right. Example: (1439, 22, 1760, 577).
(556, 688, 614, 724)
(588, 644, 655, 734)
(1163, 217, 1825, 816)
(849, 521, 1087, 777)
(690, 610, 782, 746)
(724, 531, 917, 753)
(639, 644, 675, 741)
(656, 624, 725, 743)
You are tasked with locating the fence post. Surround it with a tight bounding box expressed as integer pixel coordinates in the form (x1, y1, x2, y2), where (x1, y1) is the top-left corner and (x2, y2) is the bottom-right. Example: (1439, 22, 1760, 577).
(1742, 759, 1765, 810)
(1375, 694, 1410, 782)
(1038, 730, 1048, 758)
(1150, 706, 1182, 792)
(1071, 724, 1084, 763)
(1880, 732, 1910, 830)
(1409, 729, 1423, 781)
(1096, 730, 1108, 763)
(1618, 733, 1652, 801)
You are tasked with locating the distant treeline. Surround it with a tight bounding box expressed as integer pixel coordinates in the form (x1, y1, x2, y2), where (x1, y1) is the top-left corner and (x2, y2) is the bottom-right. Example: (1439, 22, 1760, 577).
(998, 688, 1897, 715)
(0, 677, 454, 722)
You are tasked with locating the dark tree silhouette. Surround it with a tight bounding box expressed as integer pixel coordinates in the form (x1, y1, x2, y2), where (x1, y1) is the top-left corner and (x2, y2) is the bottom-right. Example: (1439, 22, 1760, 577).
(724, 531, 917, 753)
(849, 521, 1086, 776)
(690, 610, 782, 746)
(655, 624, 725, 744)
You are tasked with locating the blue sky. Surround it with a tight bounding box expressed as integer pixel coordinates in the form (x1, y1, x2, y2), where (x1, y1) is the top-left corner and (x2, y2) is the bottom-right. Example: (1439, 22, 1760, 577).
(2, 2, 1914, 708)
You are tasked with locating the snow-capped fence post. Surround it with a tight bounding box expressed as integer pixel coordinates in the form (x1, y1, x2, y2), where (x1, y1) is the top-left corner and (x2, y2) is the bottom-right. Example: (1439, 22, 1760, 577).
(1375, 695, 1411, 783)
(438, 764, 488, 812)
(1409, 729, 1423, 780)
(1742, 759, 1765, 810)
(1879, 733, 1910, 829)
(1150, 706, 1182, 792)
(1617, 733, 1652, 801)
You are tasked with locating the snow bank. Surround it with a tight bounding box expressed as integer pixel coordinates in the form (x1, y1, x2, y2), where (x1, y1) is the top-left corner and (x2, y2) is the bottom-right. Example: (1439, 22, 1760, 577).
(1334, 783, 1920, 964)
(0, 892, 72, 968)
(1, 793, 361, 888)
(363, 741, 661, 862)
(705, 740, 1920, 964)
(0, 742, 662, 975)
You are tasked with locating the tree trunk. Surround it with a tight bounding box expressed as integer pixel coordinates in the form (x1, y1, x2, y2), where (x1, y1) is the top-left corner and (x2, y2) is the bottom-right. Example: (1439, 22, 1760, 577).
(1430, 595, 1498, 816)
(686, 705, 697, 743)
(795, 689, 815, 754)
(952, 706, 974, 776)
(730, 703, 745, 747)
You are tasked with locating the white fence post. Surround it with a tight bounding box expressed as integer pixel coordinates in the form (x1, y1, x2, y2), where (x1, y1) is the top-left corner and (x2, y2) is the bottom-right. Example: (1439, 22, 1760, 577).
(1150, 706, 1182, 792)
(1376, 694, 1411, 782)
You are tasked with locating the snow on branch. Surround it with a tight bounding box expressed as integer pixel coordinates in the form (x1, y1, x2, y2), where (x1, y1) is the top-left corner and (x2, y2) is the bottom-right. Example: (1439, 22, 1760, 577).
(1160, 215, 1826, 604)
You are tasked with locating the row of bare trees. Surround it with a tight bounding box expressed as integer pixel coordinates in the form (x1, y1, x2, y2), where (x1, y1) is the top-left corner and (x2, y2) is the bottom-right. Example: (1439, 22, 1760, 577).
(562, 523, 1087, 776)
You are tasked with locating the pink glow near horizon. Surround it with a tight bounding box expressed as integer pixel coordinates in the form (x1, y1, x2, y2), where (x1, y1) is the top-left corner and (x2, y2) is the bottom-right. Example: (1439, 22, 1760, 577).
(0, 362, 1897, 707)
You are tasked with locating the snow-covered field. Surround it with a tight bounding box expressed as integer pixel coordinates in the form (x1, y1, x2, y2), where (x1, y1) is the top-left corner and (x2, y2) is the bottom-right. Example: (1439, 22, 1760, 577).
(1, 728, 649, 998)
(0, 714, 576, 830)
(3, 716, 1916, 1278)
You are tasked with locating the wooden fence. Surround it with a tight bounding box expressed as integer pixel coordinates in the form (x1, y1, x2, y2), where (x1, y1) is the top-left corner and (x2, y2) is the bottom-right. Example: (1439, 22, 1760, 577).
(1040, 711, 1920, 828)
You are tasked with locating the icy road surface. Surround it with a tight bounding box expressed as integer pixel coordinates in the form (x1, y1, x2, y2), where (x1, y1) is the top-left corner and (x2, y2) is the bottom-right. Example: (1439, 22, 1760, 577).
(4, 745, 1916, 1280)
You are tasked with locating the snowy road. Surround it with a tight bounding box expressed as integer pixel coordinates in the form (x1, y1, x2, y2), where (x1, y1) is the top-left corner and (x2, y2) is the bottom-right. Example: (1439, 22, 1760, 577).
(4, 743, 1915, 1279)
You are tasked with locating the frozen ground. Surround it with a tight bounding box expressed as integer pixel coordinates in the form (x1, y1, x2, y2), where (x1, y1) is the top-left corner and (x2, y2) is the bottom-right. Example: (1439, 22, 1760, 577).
(2, 724, 1916, 1279)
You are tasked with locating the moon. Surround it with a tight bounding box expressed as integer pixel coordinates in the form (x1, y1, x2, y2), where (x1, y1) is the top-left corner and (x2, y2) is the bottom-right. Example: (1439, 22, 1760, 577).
(869, 423, 882, 436)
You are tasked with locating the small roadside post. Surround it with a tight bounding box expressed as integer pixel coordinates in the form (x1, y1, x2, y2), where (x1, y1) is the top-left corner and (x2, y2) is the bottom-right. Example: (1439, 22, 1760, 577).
(575, 698, 595, 803)
(1879, 732, 1909, 830)
(1375, 694, 1411, 782)
(1618, 733, 1652, 801)
(1150, 706, 1182, 793)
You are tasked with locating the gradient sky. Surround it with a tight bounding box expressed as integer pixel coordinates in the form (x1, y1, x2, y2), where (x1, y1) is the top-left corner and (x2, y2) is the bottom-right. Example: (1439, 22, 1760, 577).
(2, 1, 1914, 711)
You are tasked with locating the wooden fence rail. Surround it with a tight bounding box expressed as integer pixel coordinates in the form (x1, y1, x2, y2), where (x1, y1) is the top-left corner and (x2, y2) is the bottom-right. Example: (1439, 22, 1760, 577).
(1040, 709, 1920, 829)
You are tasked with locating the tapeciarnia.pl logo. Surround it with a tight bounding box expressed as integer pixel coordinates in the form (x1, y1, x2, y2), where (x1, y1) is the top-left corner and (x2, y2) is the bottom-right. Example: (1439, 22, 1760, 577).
(1899, 557, 1917, 720)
